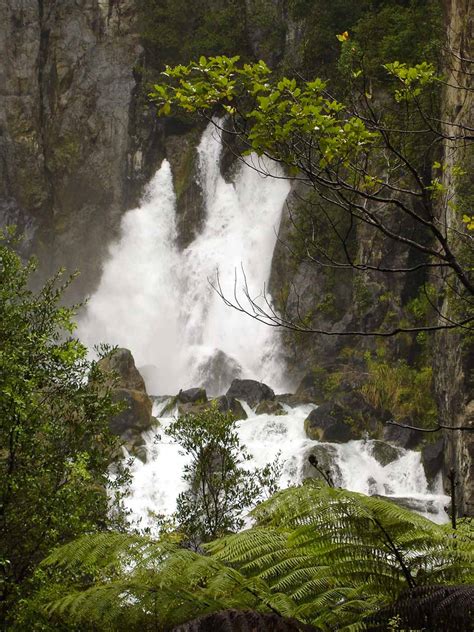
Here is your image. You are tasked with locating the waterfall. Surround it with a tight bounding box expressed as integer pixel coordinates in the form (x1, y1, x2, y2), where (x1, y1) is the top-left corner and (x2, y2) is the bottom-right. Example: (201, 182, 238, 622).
(125, 402, 449, 531)
(78, 122, 448, 530)
(78, 160, 182, 392)
(79, 123, 290, 394)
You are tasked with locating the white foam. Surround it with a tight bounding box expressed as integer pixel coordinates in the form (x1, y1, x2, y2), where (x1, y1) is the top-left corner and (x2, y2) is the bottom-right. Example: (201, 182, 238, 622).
(79, 122, 290, 394)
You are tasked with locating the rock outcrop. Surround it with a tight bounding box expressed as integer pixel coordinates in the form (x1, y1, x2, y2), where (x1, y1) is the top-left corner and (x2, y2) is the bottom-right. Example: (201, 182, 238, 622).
(255, 400, 286, 416)
(303, 391, 387, 443)
(304, 406, 356, 443)
(370, 441, 404, 467)
(433, 0, 474, 516)
(301, 444, 342, 484)
(0, 0, 150, 299)
(226, 379, 275, 409)
(98, 348, 153, 446)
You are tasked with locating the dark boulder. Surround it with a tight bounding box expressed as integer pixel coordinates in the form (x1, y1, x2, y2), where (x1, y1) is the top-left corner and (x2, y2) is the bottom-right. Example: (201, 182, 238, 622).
(376, 495, 444, 518)
(275, 393, 309, 408)
(214, 395, 248, 421)
(295, 372, 325, 404)
(99, 347, 147, 392)
(226, 379, 275, 408)
(177, 387, 207, 404)
(304, 404, 356, 442)
(98, 348, 154, 447)
(301, 444, 342, 485)
(168, 394, 247, 421)
(177, 401, 211, 416)
(336, 390, 388, 436)
(255, 400, 286, 416)
(370, 440, 404, 466)
(304, 389, 388, 441)
(109, 388, 152, 438)
(383, 422, 423, 449)
(302, 389, 384, 443)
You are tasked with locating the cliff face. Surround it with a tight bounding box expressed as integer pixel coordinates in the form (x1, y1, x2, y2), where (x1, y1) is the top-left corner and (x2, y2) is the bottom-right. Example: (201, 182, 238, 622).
(0, 0, 291, 297)
(435, 0, 473, 516)
(0, 0, 149, 298)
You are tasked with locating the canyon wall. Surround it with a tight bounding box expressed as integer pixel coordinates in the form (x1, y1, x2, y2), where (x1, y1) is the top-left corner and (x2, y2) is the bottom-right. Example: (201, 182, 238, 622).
(434, 0, 473, 516)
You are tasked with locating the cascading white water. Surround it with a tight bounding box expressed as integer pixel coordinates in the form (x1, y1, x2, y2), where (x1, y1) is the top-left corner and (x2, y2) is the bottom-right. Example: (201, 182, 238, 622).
(79, 123, 290, 394)
(78, 161, 181, 392)
(79, 121, 448, 530)
(125, 402, 449, 532)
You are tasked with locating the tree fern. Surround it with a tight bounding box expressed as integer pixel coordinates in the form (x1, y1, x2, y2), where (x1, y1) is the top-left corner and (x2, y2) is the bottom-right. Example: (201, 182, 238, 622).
(41, 532, 297, 630)
(38, 483, 473, 630)
(170, 609, 320, 631)
(207, 481, 473, 628)
(368, 585, 474, 631)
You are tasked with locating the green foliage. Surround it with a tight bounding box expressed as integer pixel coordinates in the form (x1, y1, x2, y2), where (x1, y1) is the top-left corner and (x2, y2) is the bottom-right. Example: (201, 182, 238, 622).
(384, 60, 438, 102)
(360, 350, 437, 428)
(167, 405, 280, 548)
(137, 0, 249, 69)
(151, 56, 375, 168)
(0, 232, 128, 626)
(37, 532, 297, 630)
(37, 483, 473, 630)
(288, 0, 442, 83)
(350, 0, 443, 79)
(210, 482, 473, 629)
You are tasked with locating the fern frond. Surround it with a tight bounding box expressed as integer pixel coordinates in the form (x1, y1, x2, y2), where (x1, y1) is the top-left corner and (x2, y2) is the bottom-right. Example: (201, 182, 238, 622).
(41, 483, 472, 631)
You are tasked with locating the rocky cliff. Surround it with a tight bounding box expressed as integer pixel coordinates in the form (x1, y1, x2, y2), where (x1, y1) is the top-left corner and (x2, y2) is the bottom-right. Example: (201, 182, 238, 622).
(434, 0, 473, 516)
(0, 0, 157, 299)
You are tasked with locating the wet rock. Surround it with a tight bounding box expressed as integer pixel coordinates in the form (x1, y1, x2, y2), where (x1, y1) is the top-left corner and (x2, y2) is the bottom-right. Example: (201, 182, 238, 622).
(214, 396, 248, 421)
(337, 391, 387, 436)
(301, 444, 342, 485)
(303, 388, 386, 441)
(255, 400, 287, 416)
(226, 379, 275, 409)
(98, 348, 153, 445)
(304, 404, 356, 443)
(295, 372, 326, 404)
(383, 422, 423, 449)
(177, 401, 212, 417)
(169, 394, 247, 421)
(177, 387, 207, 404)
(99, 348, 147, 391)
(109, 389, 152, 437)
(370, 440, 404, 466)
(376, 495, 443, 517)
(422, 438, 444, 486)
(367, 476, 379, 495)
(275, 393, 309, 408)
(129, 435, 148, 464)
